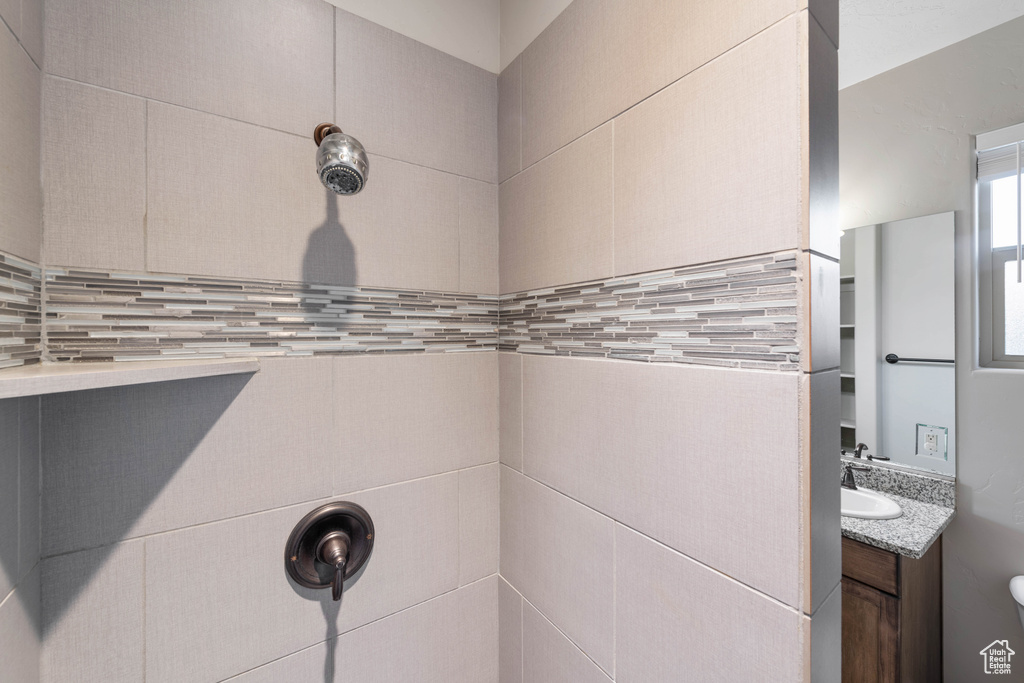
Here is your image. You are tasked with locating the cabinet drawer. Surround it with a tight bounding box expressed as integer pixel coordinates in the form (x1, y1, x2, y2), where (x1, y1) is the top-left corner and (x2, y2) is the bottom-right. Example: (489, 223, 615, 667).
(843, 536, 899, 595)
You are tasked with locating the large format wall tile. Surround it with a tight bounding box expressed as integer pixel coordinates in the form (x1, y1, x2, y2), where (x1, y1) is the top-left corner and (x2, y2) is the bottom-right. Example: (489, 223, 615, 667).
(333, 353, 497, 495)
(520, 0, 796, 167)
(499, 578, 523, 683)
(328, 576, 498, 683)
(230, 578, 498, 683)
(145, 475, 460, 683)
(43, 357, 334, 555)
(459, 463, 499, 586)
(523, 601, 612, 683)
(498, 353, 523, 471)
(497, 56, 522, 183)
(44, 0, 333, 136)
(811, 582, 841, 683)
(522, 355, 803, 608)
(328, 154, 460, 290)
(806, 370, 841, 613)
(144, 102, 337, 283)
(613, 14, 806, 277)
(616, 526, 807, 682)
(18, 396, 39, 582)
(336, 10, 497, 184)
(459, 177, 499, 295)
(0, 22, 40, 262)
(500, 467, 614, 675)
(42, 78, 146, 271)
(808, 13, 840, 259)
(42, 542, 144, 683)
(0, 398, 18, 599)
(0, 567, 40, 683)
(499, 123, 613, 294)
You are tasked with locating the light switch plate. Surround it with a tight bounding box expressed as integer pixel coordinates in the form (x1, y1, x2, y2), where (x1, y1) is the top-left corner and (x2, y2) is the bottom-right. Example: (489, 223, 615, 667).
(916, 423, 948, 460)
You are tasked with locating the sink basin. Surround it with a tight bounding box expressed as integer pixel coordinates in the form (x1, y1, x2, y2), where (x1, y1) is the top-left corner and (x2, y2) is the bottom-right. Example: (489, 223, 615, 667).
(841, 487, 902, 519)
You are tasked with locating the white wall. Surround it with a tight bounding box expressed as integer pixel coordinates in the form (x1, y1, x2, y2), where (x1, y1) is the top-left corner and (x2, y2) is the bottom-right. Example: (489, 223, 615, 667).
(840, 14, 1024, 681)
(499, 0, 572, 70)
(327, 0, 500, 72)
(325, 0, 574, 74)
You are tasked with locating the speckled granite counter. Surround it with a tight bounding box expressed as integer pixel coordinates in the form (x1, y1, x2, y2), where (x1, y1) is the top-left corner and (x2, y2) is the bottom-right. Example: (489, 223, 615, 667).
(841, 492, 955, 558)
(840, 458, 955, 558)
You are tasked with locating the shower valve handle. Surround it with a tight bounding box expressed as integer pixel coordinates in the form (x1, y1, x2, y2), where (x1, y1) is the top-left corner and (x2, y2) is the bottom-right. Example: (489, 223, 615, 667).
(316, 531, 351, 602)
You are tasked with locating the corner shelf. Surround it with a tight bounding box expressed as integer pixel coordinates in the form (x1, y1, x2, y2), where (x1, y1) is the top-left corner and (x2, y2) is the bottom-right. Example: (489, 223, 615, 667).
(0, 357, 260, 400)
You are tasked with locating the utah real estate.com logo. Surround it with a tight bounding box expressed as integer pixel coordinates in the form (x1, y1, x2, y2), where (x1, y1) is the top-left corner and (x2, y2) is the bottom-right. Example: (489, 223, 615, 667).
(980, 640, 1015, 675)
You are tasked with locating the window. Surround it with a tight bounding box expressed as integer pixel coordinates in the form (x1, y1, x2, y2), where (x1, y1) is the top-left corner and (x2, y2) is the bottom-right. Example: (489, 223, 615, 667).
(978, 122, 1024, 366)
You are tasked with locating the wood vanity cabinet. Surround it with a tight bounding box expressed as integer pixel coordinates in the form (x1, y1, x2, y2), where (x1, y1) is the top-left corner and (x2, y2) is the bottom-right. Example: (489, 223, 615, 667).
(841, 536, 942, 682)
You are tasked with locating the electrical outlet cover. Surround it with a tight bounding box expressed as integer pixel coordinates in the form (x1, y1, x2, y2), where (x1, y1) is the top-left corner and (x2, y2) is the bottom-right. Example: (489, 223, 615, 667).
(916, 423, 948, 460)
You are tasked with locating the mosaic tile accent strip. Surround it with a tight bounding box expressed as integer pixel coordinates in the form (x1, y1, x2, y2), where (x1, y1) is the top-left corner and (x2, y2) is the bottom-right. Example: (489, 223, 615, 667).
(499, 252, 802, 370)
(44, 269, 498, 361)
(0, 252, 42, 369)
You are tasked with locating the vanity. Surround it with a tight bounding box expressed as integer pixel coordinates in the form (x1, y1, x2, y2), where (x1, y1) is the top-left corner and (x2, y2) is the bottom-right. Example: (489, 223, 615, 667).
(839, 460, 955, 682)
(838, 213, 957, 681)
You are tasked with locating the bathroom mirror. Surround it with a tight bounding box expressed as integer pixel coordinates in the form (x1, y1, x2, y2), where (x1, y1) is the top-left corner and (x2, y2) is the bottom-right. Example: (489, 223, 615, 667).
(839, 211, 956, 475)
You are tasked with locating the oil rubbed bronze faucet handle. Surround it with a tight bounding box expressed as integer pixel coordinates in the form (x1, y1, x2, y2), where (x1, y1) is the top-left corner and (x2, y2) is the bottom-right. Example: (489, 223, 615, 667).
(316, 530, 351, 602)
(285, 501, 374, 602)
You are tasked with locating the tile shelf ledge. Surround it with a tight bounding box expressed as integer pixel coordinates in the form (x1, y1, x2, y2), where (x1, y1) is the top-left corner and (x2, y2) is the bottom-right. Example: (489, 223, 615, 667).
(0, 357, 260, 400)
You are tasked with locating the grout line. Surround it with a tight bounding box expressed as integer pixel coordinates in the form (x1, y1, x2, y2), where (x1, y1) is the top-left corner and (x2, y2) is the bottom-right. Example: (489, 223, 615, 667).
(611, 521, 617, 679)
(519, 585, 524, 681)
(44, 74, 498, 187)
(520, 587, 614, 680)
(141, 541, 147, 683)
(217, 573, 499, 682)
(502, 9, 805, 184)
(14, 396, 22, 580)
(40, 465, 491, 561)
(0, 9, 41, 71)
(500, 463, 806, 616)
(610, 119, 615, 277)
(143, 100, 149, 273)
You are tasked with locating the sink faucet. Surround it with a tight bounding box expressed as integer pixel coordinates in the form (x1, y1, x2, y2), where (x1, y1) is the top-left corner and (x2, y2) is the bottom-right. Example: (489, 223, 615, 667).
(850, 442, 890, 462)
(842, 463, 870, 490)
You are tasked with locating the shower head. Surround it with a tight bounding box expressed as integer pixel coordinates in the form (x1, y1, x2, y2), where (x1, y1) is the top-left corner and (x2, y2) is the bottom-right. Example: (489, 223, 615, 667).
(313, 123, 368, 195)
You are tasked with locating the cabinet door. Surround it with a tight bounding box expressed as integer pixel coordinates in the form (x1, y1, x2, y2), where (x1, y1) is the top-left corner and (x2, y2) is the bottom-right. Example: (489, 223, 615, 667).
(842, 576, 899, 682)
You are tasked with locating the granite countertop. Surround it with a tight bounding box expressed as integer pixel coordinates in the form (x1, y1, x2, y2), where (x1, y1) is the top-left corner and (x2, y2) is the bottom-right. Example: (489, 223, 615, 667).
(841, 491, 955, 558)
(839, 458, 956, 558)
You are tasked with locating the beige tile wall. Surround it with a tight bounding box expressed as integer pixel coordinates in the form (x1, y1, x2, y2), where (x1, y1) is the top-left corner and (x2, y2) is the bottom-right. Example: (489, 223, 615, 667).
(42, 78, 146, 271)
(44, 0, 334, 137)
(0, 396, 40, 682)
(229, 577, 499, 683)
(41, 0, 498, 293)
(521, 355, 804, 608)
(336, 9, 497, 184)
(497, 1, 840, 680)
(0, 19, 41, 263)
(37, 352, 498, 681)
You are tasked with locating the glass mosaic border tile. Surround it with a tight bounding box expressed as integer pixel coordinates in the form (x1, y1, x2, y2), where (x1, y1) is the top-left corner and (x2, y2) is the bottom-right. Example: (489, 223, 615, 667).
(0, 252, 42, 369)
(4, 250, 802, 369)
(44, 269, 499, 361)
(499, 252, 801, 371)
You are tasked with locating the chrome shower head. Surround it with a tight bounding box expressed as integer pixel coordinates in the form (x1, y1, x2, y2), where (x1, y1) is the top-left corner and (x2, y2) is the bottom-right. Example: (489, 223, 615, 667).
(314, 123, 368, 195)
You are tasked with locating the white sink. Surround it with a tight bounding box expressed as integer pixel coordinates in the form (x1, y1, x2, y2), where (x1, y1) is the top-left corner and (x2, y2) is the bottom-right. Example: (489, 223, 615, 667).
(841, 487, 902, 519)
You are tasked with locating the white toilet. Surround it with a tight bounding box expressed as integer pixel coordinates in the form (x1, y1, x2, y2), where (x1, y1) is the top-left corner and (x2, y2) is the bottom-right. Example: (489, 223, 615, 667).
(1010, 576, 1024, 629)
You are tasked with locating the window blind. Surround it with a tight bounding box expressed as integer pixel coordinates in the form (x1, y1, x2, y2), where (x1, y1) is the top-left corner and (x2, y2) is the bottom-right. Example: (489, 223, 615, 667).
(978, 122, 1023, 281)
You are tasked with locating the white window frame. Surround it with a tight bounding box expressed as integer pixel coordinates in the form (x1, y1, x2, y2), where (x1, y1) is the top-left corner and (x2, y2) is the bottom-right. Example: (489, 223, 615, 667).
(978, 122, 1024, 368)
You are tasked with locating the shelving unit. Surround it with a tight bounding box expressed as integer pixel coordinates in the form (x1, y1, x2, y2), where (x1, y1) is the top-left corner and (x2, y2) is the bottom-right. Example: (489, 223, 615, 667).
(0, 357, 260, 400)
(840, 232, 857, 449)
